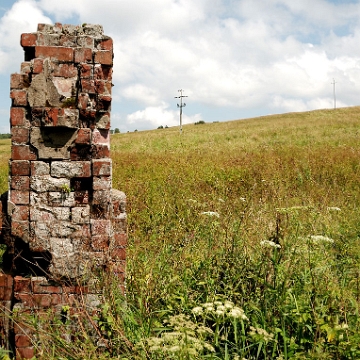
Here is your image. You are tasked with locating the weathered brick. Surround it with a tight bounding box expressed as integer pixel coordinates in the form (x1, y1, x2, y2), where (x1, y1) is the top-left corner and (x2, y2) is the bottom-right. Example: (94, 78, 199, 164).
(11, 127, 29, 144)
(20, 62, 31, 75)
(75, 128, 91, 144)
(14, 276, 31, 293)
(79, 63, 92, 78)
(21, 33, 37, 47)
(95, 80, 112, 96)
(11, 176, 30, 191)
(36, 33, 60, 46)
(77, 93, 90, 110)
(91, 219, 111, 235)
(59, 35, 77, 47)
(11, 221, 29, 240)
(35, 46, 74, 62)
(11, 160, 30, 176)
(94, 50, 113, 65)
(97, 95, 111, 111)
(12, 145, 37, 161)
(15, 334, 32, 348)
(31, 161, 50, 176)
(31, 58, 43, 74)
(94, 64, 112, 80)
(92, 129, 110, 145)
(98, 37, 113, 51)
(110, 247, 126, 260)
(81, 79, 96, 94)
(10, 90, 28, 106)
(113, 232, 127, 247)
(77, 36, 94, 48)
(52, 63, 77, 78)
(92, 159, 111, 176)
(10, 191, 30, 205)
(75, 48, 93, 63)
(91, 144, 110, 158)
(11, 74, 29, 89)
(95, 111, 111, 129)
(72, 206, 90, 224)
(91, 234, 110, 250)
(10, 107, 27, 126)
(51, 161, 91, 178)
(93, 176, 111, 190)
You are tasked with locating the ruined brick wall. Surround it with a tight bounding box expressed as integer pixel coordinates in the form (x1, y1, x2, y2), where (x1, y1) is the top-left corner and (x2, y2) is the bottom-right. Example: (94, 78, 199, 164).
(0, 23, 126, 359)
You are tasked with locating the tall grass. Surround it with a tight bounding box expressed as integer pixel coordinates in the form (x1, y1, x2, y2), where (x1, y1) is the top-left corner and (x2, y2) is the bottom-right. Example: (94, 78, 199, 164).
(3, 107, 360, 358)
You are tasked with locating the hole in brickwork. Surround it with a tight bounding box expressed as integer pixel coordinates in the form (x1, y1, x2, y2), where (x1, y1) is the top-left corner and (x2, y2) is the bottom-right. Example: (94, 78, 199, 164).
(91, 204, 110, 219)
(70, 145, 92, 160)
(24, 46, 35, 61)
(9, 238, 52, 277)
(71, 177, 92, 191)
(41, 127, 76, 149)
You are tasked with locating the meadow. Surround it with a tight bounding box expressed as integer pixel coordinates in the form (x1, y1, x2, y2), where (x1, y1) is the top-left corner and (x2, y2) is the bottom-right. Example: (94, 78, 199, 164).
(1, 107, 360, 359)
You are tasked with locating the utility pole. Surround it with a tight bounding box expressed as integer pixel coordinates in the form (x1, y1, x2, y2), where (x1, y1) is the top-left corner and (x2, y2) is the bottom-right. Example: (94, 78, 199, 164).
(175, 89, 188, 134)
(331, 78, 337, 109)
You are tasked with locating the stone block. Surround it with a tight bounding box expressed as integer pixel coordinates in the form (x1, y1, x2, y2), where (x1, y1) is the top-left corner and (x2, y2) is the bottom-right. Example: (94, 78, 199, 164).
(94, 50, 113, 65)
(11, 127, 29, 144)
(92, 159, 112, 176)
(35, 46, 74, 62)
(51, 161, 91, 178)
(21, 33, 37, 47)
(72, 206, 90, 224)
(11, 176, 30, 191)
(30, 175, 70, 192)
(31, 161, 50, 176)
(30, 206, 70, 221)
(32, 191, 76, 207)
(93, 176, 111, 190)
(10, 107, 27, 126)
(77, 36, 94, 48)
(36, 33, 60, 46)
(11, 160, 30, 176)
(59, 35, 77, 47)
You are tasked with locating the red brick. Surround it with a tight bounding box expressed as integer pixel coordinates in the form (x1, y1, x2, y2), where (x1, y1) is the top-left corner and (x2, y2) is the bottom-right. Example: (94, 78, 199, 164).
(91, 144, 110, 158)
(32, 282, 63, 294)
(92, 159, 111, 176)
(10, 90, 28, 106)
(0, 274, 13, 288)
(99, 37, 113, 51)
(31, 58, 43, 74)
(91, 234, 110, 250)
(15, 334, 32, 348)
(70, 224, 91, 239)
(76, 128, 91, 144)
(10, 107, 27, 126)
(20, 62, 31, 75)
(11, 176, 30, 191)
(11, 145, 36, 161)
(11, 160, 30, 176)
(43, 108, 63, 126)
(77, 93, 90, 110)
(112, 218, 127, 233)
(32, 294, 61, 307)
(95, 80, 112, 96)
(110, 247, 126, 260)
(92, 129, 110, 145)
(10, 191, 30, 205)
(75, 48, 93, 63)
(94, 50, 113, 65)
(14, 276, 31, 293)
(74, 190, 90, 204)
(113, 232, 127, 247)
(91, 219, 111, 235)
(52, 63, 77, 78)
(11, 74, 29, 89)
(81, 79, 96, 94)
(16, 346, 34, 359)
(35, 46, 74, 62)
(21, 33, 37, 47)
(94, 65, 112, 80)
(11, 127, 29, 144)
(12, 204, 30, 221)
(79, 63, 92, 78)
(93, 176, 111, 190)
(11, 221, 29, 241)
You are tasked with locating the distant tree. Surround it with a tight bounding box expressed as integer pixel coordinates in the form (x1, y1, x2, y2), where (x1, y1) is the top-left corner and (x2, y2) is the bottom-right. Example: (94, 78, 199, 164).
(195, 120, 206, 125)
(110, 129, 114, 134)
(157, 125, 164, 129)
(0, 133, 11, 139)
(114, 128, 120, 134)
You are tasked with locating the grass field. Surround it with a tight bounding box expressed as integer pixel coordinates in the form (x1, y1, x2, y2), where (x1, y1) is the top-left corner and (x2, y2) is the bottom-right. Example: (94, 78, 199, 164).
(2, 107, 360, 359)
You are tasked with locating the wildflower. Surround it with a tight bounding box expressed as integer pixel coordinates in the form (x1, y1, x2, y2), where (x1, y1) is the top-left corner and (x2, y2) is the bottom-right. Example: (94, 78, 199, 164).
(260, 240, 281, 249)
(216, 305, 226, 312)
(310, 235, 334, 243)
(327, 207, 341, 211)
(229, 307, 248, 321)
(192, 306, 203, 315)
(224, 301, 234, 309)
(240, 197, 246, 202)
(249, 326, 274, 342)
(201, 211, 220, 218)
(216, 309, 225, 316)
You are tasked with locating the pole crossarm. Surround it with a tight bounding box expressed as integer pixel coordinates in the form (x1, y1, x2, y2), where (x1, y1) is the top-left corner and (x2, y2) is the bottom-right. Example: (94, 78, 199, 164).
(175, 89, 188, 134)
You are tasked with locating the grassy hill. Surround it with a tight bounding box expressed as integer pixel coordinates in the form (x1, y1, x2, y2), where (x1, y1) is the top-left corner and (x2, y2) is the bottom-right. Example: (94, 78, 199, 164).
(2, 106, 360, 359)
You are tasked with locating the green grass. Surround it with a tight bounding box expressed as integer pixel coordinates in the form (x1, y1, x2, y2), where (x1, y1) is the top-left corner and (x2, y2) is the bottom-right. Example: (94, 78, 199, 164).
(3, 107, 360, 359)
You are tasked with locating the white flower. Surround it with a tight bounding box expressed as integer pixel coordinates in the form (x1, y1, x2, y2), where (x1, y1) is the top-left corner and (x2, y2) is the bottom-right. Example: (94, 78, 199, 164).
(224, 301, 234, 309)
(216, 309, 225, 316)
(216, 305, 226, 312)
(260, 240, 281, 248)
(201, 211, 220, 218)
(229, 307, 248, 321)
(327, 207, 341, 211)
(310, 235, 334, 243)
(192, 306, 203, 315)
(240, 197, 246, 202)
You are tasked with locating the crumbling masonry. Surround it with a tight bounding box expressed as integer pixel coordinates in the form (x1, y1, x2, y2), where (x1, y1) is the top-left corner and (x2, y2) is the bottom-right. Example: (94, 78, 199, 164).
(0, 23, 127, 358)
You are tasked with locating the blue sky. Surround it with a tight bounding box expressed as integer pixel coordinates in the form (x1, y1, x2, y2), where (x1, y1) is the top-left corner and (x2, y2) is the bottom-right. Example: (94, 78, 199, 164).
(1, 0, 360, 132)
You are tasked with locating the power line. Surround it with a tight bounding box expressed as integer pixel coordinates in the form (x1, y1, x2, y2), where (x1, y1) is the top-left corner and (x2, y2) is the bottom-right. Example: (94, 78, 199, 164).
(175, 89, 188, 134)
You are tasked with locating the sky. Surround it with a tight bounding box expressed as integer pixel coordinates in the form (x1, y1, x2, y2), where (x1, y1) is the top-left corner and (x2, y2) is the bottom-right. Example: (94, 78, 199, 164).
(0, 0, 360, 132)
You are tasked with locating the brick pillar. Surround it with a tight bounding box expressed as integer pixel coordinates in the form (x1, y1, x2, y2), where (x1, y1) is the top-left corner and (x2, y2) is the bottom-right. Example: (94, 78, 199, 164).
(0, 23, 127, 358)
